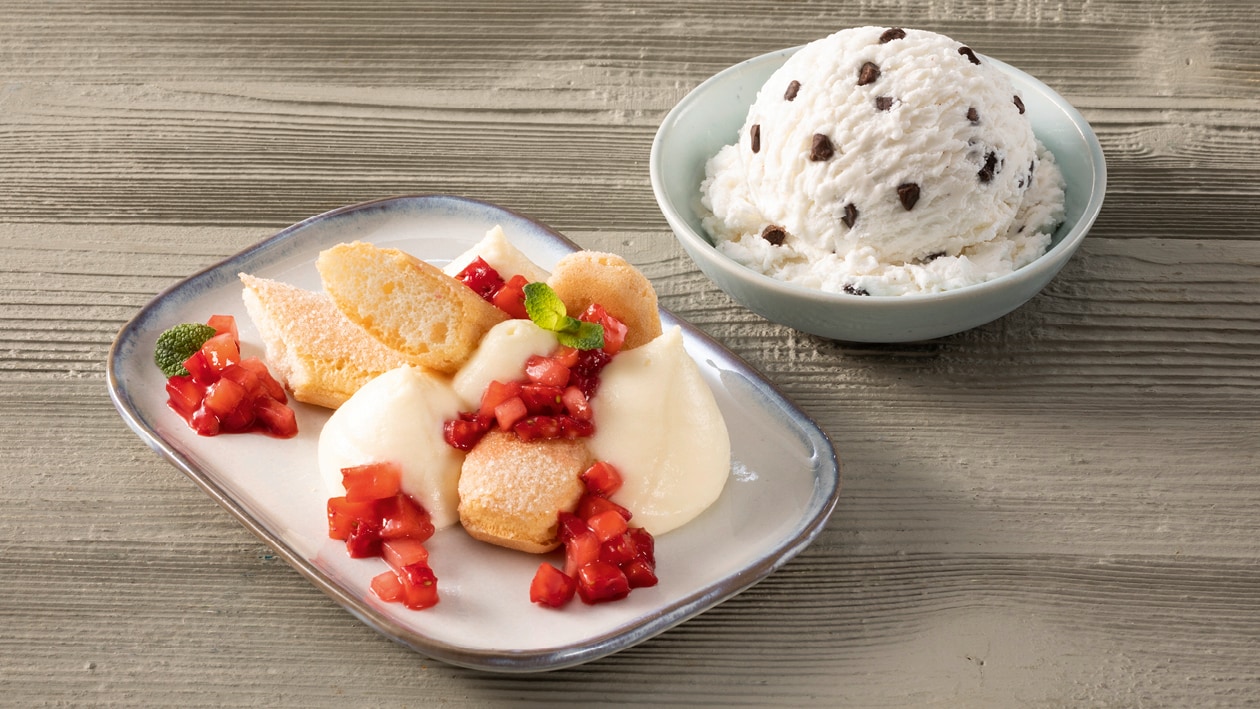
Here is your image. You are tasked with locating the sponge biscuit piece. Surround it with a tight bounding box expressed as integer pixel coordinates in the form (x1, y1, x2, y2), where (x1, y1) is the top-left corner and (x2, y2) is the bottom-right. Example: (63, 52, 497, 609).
(317, 241, 507, 374)
(458, 431, 590, 553)
(239, 274, 412, 409)
(546, 251, 662, 350)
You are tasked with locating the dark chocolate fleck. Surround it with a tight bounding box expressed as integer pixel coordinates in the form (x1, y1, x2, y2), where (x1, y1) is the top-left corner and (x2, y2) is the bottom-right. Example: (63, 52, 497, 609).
(843, 284, 871, 296)
(879, 28, 907, 44)
(857, 61, 881, 86)
(967, 106, 979, 124)
(784, 80, 801, 101)
(958, 46, 981, 65)
(875, 96, 894, 111)
(897, 182, 921, 211)
(923, 251, 947, 262)
(978, 151, 999, 183)
(1013, 95, 1025, 114)
(841, 202, 859, 228)
(809, 133, 835, 161)
(750, 123, 761, 153)
(760, 225, 787, 246)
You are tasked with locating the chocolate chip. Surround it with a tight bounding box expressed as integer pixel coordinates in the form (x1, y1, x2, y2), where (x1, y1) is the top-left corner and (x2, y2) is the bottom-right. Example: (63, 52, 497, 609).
(978, 151, 999, 183)
(760, 225, 787, 246)
(923, 251, 947, 262)
(1013, 95, 1025, 114)
(843, 284, 870, 296)
(958, 46, 981, 65)
(841, 202, 859, 228)
(784, 80, 801, 101)
(857, 61, 881, 86)
(967, 106, 979, 124)
(875, 96, 894, 111)
(879, 28, 907, 44)
(809, 133, 834, 161)
(897, 182, 921, 211)
(750, 124, 761, 153)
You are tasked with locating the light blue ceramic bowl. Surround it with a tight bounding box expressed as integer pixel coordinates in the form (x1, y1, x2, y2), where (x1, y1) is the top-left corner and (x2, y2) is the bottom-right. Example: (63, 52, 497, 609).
(650, 47, 1106, 342)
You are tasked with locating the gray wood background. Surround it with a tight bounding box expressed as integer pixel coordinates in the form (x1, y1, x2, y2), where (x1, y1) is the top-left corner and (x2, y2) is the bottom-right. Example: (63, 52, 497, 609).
(3, 0, 1258, 705)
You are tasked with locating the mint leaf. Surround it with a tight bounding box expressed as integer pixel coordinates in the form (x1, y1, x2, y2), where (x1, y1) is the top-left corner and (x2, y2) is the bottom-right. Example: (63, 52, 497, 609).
(521, 282, 605, 350)
(556, 320, 604, 350)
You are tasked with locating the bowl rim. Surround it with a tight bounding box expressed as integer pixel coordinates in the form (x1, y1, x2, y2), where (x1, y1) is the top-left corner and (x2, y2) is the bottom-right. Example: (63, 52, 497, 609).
(650, 43, 1107, 307)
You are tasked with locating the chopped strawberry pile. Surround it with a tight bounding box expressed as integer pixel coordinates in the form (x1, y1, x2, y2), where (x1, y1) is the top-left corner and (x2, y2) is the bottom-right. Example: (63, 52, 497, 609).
(326, 462, 440, 610)
(442, 304, 625, 451)
(530, 461, 657, 608)
(164, 314, 298, 438)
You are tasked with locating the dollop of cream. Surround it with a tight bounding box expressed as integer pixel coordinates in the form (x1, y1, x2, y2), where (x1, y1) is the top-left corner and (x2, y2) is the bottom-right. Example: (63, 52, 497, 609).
(588, 326, 730, 535)
(452, 319, 558, 409)
(442, 225, 551, 284)
(318, 365, 465, 528)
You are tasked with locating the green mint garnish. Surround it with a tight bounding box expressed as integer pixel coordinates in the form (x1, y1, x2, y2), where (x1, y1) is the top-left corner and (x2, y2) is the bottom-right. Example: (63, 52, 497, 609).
(522, 282, 604, 350)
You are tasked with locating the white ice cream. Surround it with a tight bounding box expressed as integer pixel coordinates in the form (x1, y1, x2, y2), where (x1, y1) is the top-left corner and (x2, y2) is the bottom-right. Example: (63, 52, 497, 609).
(702, 26, 1065, 296)
(318, 365, 465, 528)
(587, 326, 730, 535)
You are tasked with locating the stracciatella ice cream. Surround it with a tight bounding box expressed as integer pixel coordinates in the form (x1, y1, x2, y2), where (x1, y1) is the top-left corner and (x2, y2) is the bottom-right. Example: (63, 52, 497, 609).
(701, 26, 1065, 296)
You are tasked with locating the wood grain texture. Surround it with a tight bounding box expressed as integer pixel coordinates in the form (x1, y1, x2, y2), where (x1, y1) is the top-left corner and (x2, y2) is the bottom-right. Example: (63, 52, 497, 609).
(2, 0, 1259, 705)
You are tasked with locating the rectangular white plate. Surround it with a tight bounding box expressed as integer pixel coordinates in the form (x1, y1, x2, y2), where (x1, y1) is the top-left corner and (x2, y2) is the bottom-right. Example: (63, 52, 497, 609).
(107, 195, 840, 672)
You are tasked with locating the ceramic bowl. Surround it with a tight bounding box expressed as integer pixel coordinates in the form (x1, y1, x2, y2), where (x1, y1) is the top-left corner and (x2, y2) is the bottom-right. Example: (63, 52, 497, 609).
(650, 46, 1106, 342)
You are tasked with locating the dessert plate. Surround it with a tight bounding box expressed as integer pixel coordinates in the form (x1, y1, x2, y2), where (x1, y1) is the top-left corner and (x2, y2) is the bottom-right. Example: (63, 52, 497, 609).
(107, 195, 841, 672)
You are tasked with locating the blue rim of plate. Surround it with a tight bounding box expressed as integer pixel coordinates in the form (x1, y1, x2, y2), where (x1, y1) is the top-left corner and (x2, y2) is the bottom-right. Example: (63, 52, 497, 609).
(106, 194, 841, 672)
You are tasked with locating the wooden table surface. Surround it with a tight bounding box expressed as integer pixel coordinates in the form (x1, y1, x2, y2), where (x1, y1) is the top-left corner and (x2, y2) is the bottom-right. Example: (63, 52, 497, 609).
(4, 1, 1258, 705)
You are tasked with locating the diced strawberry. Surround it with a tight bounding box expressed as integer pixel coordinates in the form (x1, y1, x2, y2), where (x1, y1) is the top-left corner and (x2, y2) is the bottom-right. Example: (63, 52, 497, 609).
(556, 511, 588, 544)
(216, 397, 257, 433)
(344, 518, 383, 558)
(218, 362, 264, 401)
(341, 462, 403, 503)
(551, 345, 580, 369)
(189, 404, 220, 436)
(399, 562, 439, 609)
(492, 274, 530, 319)
(199, 331, 240, 373)
(493, 396, 528, 431)
(478, 380, 522, 418)
(524, 355, 570, 387)
(518, 384, 566, 415)
(578, 493, 632, 523)
(513, 415, 561, 442)
(579, 304, 628, 355)
(382, 538, 430, 574)
(586, 510, 629, 543)
(205, 314, 238, 342)
(455, 256, 505, 300)
(576, 561, 630, 604)
(165, 374, 204, 415)
(556, 415, 594, 439)
(203, 376, 249, 420)
(563, 528, 601, 579)
(443, 412, 492, 450)
(379, 494, 435, 542)
(598, 532, 638, 567)
(580, 461, 622, 496)
(530, 563, 576, 608)
(237, 356, 286, 402)
(561, 386, 592, 421)
(327, 496, 378, 541)
(370, 570, 405, 603)
(183, 349, 218, 385)
(253, 396, 298, 438)
(627, 526, 655, 565)
(622, 558, 659, 589)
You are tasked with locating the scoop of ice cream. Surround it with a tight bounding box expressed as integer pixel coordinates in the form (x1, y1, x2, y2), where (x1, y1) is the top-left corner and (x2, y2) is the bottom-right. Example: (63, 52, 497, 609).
(701, 26, 1065, 296)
